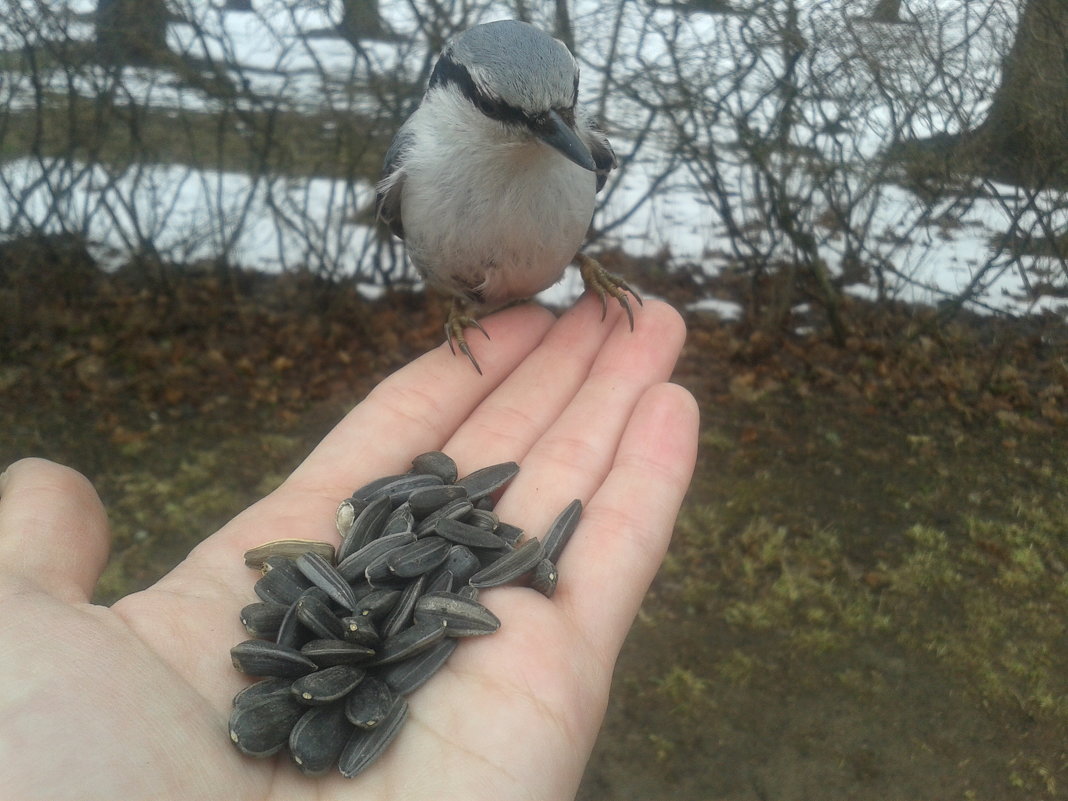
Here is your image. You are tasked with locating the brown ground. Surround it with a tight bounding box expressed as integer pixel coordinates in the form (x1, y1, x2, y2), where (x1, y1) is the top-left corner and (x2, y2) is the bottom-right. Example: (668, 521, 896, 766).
(3, 241, 1067, 800)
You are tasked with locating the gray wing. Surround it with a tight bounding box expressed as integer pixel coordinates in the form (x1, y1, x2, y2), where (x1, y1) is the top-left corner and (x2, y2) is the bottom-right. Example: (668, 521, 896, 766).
(375, 119, 417, 240)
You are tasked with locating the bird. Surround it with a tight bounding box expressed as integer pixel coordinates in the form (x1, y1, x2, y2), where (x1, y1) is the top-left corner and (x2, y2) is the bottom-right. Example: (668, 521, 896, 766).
(375, 19, 641, 374)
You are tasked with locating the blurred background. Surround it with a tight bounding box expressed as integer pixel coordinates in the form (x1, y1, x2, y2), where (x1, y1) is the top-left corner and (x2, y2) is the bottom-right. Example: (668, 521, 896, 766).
(2, 1, 1067, 798)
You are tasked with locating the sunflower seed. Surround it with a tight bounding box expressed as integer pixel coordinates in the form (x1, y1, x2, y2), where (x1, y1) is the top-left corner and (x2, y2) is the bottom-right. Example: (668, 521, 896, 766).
(364, 552, 408, 588)
(380, 575, 426, 639)
(254, 561, 311, 606)
(410, 451, 458, 484)
(408, 484, 469, 519)
(469, 537, 545, 588)
(414, 591, 500, 636)
(240, 602, 289, 639)
(244, 539, 336, 570)
(337, 494, 392, 562)
(530, 558, 558, 598)
(296, 551, 359, 611)
(495, 522, 524, 547)
(338, 697, 408, 778)
(457, 584, 480, 602)
(275, 597, 306, 649)
(340, 615, 380, 646)
(434, 517, 508, 549)
(229, 693, 306, 757)
(379, 638, 458, 696)
(385, 537, 451, 578)
(382, 504, 415, 536)
(344, 675, 395, 729)
(436, 544, 481, 585)
(425, 568, 454, 594)
(291, 664, 366, 705)
(355, 589, 402, 620)
(543, 498, 582, 563)
(337, 531, 417, 583)
(454, 461, 519, 501)
(295, 590, 345, 640)
(350, 473, 407, 504)
(301, 639, 376, 667)
(289, 702, 352, 776)
(373, 619, 446, 665)
(231, 639, 318, 678)
(463, 508, 499, 531)
(233, 677, 293, 708)
(414, 498, 474, 537)
(363, 473, 445, 508)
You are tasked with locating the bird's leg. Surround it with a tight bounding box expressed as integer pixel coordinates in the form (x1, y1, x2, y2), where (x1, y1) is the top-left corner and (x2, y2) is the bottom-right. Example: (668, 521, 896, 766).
(444, 297, 490, 375)
(576, 252, 644, 331)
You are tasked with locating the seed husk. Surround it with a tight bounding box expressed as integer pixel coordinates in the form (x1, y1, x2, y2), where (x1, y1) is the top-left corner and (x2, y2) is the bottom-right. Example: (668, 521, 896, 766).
(275, 598, 306, 649)
(463, 508, 499, 531)
(289, 702, 353, 776)
(231, 639, 318, 678)
(434, 517, 508, 549)
(414, 591, 501, 636)
(336, 499, 358, 539)
(374, 619, 447, 665)
(291, 664, 366, 705)
(240, 602, 289, 639)
(296, 551, 359, 611)
(379, 638, 458, 696)
(468, 537, 545, 588)
(454, 461, 519, 501)
(350, 473, 407, 504)
(530, 558, 558, 598)
(230, 693, 307, 757)
(410, 451, 458, 484)
(301, 639, 376, 667)
(385, 536, 451, 578)
(425, 568, 454, 594)
(244, 539, 337, 570)
(407, 484, 469, 519)
(338, 494, 392, 562)
(543, 498, 582, 563)
(436, 544, 481, 585)
(338, 697, 408, 778)
(344, 675, 395, 729)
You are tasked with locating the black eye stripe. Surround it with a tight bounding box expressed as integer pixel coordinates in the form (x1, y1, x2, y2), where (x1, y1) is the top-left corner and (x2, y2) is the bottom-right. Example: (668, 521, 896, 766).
(428, 52, 572, 129)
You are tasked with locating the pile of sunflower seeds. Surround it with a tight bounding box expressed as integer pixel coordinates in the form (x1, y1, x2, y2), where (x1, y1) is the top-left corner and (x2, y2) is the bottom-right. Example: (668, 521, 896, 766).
(228, 451, 581, 778)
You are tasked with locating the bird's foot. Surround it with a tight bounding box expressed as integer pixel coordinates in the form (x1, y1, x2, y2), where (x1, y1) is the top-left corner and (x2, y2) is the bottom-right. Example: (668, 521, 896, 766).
(576, 253, 643, 330)
(445, 299, 490, 375)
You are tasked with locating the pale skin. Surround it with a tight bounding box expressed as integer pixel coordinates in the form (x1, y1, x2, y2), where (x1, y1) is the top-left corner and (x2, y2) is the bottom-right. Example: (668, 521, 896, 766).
(0, 295, 699, 801)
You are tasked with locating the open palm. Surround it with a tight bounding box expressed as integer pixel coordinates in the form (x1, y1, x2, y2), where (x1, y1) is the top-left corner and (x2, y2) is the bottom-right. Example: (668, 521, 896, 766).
(0, 296, 698, 801)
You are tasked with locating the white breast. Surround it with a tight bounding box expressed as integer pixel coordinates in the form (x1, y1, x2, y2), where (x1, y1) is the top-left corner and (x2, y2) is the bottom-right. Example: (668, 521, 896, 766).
(397, 89, 597, 308)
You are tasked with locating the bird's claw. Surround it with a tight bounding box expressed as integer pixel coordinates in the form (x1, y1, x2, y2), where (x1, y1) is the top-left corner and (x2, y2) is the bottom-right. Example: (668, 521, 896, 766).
(576, 253, 643, 331)
(445, 301, 490, 375)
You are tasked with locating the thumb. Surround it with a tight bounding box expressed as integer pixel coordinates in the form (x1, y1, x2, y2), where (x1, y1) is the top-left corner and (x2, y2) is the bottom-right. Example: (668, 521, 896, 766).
(0, 458, 111, 604)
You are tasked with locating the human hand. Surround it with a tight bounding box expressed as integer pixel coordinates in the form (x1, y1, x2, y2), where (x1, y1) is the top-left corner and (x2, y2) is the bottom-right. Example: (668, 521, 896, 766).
(0, 295, 698, 801)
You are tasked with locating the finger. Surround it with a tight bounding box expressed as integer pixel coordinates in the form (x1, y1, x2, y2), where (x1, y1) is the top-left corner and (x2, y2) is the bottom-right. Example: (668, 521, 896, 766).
(560, 382, 699, 663)
(165, 302, 557, 575)
(0, 458, 111, 604)
(443, 291, 635, 475)
(484, 299, 688, 536)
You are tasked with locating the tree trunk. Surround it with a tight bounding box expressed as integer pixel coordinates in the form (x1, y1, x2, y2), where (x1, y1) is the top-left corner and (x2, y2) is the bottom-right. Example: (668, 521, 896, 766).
(338, 0, 384, 41)
(966, 0, 1068, 186)
(95, 0, 170, 66)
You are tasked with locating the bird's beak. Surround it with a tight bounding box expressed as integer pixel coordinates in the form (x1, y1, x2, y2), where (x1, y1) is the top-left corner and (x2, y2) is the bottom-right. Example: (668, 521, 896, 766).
(535, 110, 596, 172)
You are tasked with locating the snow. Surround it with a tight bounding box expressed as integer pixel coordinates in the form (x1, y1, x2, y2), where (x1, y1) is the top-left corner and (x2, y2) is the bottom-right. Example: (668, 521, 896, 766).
(1, 0, 1064, 320)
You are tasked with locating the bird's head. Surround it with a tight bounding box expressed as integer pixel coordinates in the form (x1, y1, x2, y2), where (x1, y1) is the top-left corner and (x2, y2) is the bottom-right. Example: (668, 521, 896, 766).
(426, 19, 597, 172)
